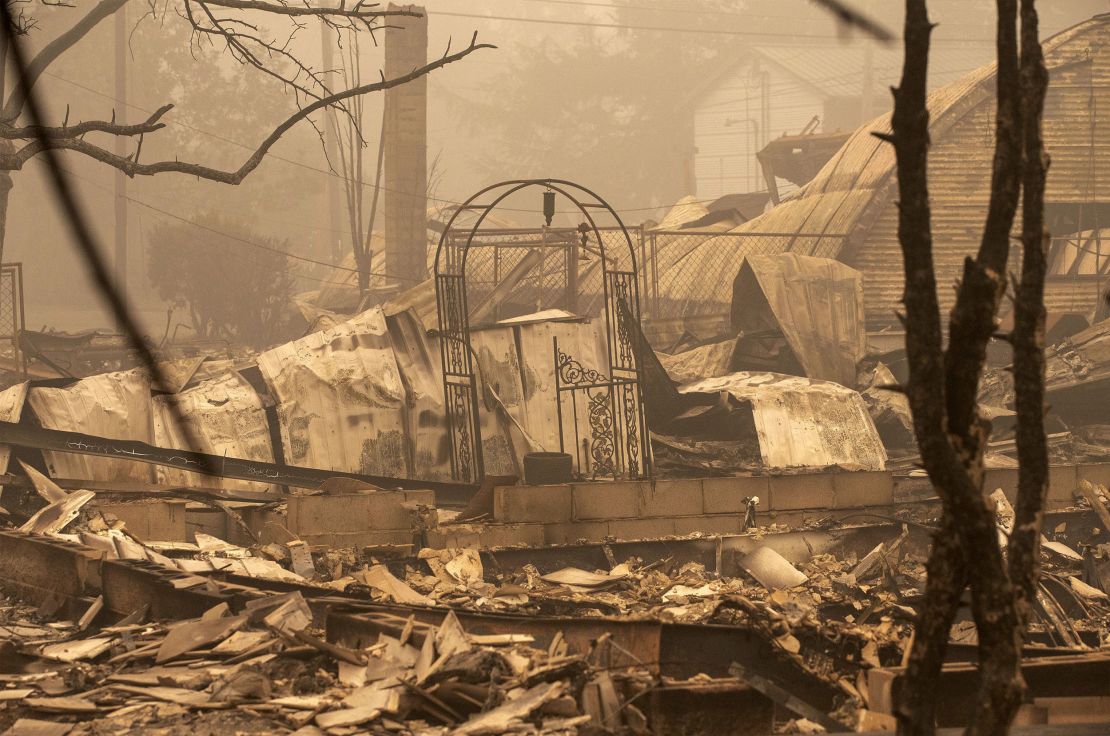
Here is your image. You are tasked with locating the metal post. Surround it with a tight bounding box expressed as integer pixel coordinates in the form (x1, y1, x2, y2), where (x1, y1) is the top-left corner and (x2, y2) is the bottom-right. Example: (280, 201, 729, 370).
(566, 227, 579, 314)
(553, 336, 565, 456)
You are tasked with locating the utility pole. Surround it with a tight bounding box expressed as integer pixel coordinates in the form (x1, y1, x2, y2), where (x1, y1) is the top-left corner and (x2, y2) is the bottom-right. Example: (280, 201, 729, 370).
(320, 25, 344, 263)
(114, 6, 127, 297)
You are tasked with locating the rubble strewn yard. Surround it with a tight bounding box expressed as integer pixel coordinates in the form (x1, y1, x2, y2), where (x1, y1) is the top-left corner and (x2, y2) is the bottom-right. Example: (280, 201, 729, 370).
(1, 454, 1110, 733)
(2, 0, 1109, 734)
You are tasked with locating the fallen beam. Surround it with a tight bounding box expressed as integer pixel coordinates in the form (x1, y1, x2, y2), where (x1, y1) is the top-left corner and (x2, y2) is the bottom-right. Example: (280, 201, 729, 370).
(874, 653, 1110, 727)
(99, 559, 238, 620)
(0, 531, 101, 615)
(0, 421, 479, 503)
(0, 474, 280, 504)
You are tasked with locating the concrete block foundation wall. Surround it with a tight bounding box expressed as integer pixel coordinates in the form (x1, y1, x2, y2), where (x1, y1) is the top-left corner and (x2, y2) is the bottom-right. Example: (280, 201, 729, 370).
(486, 464, 1110, 546)
(491, 472, 895, 545)
(93, 500, 188, 542)
(187, 490, 436, 549)
(286, 490, 434, 548)
(168, 462, 1110, 551)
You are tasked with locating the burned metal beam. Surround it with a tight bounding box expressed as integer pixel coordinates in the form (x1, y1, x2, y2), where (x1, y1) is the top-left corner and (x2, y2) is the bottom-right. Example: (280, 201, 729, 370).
(0, 420, 479, 503)
(878, 653, 1110, 728)
(99, 559, 237, 621)
(0, 530, 101, 616)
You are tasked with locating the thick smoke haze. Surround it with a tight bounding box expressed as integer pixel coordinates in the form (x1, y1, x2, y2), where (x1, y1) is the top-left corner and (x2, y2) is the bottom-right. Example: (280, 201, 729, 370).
(8, 0, 1105, 337)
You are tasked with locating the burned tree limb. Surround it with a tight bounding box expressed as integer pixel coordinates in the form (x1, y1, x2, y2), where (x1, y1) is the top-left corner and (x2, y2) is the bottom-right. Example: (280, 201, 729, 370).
(0, 0, 129, 122)
(944, 0, 1022, 452)
(884, 9, 987, 729)
(809, 0, 895, 42)
(1008, 0, 1051, 624)
(193, 0, 422, 22)
(0, 0, 489, 197)
(0, 36, 493, 182)
(887, 1, 945, 454)
(945, 4, 1031, 732)
(0, 104, 174, 139)
(886, 0, 1050, 732)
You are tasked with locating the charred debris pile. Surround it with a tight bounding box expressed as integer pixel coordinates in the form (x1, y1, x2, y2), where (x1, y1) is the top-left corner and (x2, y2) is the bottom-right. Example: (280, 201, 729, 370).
(0, 253, 1105, 732)
(0, 463, 1108, 731)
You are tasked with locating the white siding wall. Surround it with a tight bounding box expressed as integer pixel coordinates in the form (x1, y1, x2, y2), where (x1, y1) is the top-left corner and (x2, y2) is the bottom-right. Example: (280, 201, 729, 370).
(693, 61, 827, 200)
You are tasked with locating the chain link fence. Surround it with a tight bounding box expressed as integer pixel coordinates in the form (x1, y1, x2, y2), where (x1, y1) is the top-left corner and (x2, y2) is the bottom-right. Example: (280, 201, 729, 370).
(0, 263, 25, 379)
(442, 226, 639, 325)
(442, 225, 851, 343)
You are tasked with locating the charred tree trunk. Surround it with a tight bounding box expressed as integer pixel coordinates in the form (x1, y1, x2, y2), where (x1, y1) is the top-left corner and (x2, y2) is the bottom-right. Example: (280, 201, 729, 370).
(888, 0, 1050, 733)
(1008, 0, 1051, 630)
(886, 6, 974, 731)
(896, 513, 966, 735)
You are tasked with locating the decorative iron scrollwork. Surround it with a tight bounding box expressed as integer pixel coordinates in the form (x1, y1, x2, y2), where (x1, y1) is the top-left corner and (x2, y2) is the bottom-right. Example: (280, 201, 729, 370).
(554, 338, 649, 480)
(622, 384, 640, 478)
(447, 383, 475, 483)
(556, 347, 605, 386)
(609, 272, 637, 370)
(587, 389, 616, 478)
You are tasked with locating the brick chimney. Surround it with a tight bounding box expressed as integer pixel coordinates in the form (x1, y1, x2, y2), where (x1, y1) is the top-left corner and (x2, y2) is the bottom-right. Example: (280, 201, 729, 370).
(383, 4, 428, 286)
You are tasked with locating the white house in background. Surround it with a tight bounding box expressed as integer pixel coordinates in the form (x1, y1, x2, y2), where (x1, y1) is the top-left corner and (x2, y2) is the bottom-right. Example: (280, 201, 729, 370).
(686, 43, 990, 201)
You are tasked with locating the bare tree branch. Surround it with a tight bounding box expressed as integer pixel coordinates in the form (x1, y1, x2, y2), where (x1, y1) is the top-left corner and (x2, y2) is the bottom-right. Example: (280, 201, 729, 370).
(178, 0, 372, 123)
(1, 0, 129, 122)
(809, 0, 895, 42)
(0, 0, 423, 128)
(0, 35, 494, 181)
(197, 0, 421, 22)
(925, 2, 1026, 731)
(943, 0, 1023, 451)
(0, 102, 173, 138)
(886, 0, 1045, 731)
(881, 9, 974, 730)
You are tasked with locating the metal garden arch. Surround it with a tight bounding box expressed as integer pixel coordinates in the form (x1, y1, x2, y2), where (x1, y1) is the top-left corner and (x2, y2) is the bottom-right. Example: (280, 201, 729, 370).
(433, 179, 651, 484)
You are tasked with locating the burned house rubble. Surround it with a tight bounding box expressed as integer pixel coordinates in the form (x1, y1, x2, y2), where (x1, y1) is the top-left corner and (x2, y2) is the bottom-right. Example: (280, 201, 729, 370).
(2, 3, 1110, 736)
(0, 239, 1109, 735)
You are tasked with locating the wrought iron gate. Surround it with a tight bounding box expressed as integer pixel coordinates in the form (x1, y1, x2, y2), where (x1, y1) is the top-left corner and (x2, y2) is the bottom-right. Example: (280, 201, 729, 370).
(433, 179, 651, 483)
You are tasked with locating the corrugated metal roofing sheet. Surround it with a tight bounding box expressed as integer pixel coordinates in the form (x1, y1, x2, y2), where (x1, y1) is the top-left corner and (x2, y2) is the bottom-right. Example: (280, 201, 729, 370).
(659, 15, 1110, 328)
(0, 382, 27, 493)
(152, 371, 278, 494)
(733, 254, 866, 387)
(680, 372, 886, 471)
(28, 369, 156, 483)
(257, 307, 409, 477)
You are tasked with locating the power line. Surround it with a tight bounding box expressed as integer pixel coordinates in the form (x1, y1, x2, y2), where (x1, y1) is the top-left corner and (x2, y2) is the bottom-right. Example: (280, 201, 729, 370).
(434, 8, 853, 39)
(515, 0, 830, 22)
(431, 8, 995, 45)
(132, 208, 356, 288)
(132, 200, 380, 281)
(54, 164, 417, 286)
(40, 68, 699, 216)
